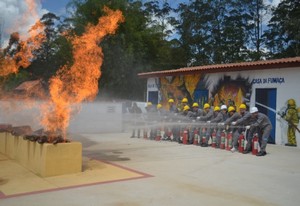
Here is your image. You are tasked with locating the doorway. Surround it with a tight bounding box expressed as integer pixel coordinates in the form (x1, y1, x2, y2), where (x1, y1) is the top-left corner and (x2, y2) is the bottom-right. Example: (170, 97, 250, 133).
(148, 91, 158, 104)
(255, 88, 277, 144)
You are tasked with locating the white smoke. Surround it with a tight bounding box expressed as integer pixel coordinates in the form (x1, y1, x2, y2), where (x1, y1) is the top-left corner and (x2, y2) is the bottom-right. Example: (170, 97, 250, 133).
(0, 0, 47, 47)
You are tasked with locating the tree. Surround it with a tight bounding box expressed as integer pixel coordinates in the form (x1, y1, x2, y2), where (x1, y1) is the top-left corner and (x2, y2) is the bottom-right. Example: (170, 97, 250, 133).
(27, 12, 73, 81)
(66, 0, 183, 100)
(263, 0, 300, 58)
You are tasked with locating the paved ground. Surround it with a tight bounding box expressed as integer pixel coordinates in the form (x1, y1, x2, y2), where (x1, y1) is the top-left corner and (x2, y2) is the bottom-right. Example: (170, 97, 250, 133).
(1, 132, 300, 206)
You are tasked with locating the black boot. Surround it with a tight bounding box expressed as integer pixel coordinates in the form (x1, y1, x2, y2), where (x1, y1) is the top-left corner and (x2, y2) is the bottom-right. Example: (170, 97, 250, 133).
(256, 151, 267, 156)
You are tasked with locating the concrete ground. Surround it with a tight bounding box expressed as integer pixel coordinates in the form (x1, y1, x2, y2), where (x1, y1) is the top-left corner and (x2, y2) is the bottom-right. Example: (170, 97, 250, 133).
(1, 132, 300, 206)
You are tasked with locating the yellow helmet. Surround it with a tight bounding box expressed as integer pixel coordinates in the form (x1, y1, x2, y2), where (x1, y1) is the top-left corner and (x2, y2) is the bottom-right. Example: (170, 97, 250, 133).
(157, 104, 162, 109)
(288, 99, 296, 106)
(147, 102, 152, 106)
(192, 102, 199, 107)
(228, 106, 235, 112)
(168, 99, 174, 103)
(239, 104, 246, 109)
(203, 103, 210, 109)
(214, 106, 220, 111)
(183, 105, 190, 111)
(182, 98, 188, 103)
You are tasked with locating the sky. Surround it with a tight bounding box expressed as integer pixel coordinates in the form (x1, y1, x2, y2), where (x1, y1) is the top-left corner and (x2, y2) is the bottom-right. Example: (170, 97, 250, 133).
(41, 0, 70, 15)
(0, 0, 281, 47)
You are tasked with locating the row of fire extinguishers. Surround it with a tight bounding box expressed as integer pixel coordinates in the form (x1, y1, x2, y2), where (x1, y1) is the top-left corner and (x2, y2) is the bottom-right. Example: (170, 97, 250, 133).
(142, 127, 260, 155)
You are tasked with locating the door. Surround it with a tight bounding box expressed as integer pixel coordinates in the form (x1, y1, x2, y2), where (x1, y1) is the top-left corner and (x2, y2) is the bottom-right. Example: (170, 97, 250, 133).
(255, 88, 277, 144)
(148, 91, 158, 104)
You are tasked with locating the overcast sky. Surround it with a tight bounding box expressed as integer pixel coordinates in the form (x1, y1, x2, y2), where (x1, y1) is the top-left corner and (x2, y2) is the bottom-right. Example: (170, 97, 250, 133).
(0, 0, 282, 47)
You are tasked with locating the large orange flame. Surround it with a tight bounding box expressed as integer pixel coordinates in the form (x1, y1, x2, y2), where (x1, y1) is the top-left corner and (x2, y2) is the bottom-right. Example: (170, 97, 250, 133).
(0, 0, 45, 77)
(41, 7, 124, 138)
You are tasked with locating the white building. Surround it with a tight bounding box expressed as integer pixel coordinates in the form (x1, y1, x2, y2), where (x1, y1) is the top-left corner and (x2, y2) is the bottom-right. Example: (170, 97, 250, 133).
(138, 57, 300, 147)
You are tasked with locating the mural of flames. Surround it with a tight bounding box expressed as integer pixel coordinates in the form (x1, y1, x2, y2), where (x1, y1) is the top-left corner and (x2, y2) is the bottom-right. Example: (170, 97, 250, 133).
(41, 7, 124, 139)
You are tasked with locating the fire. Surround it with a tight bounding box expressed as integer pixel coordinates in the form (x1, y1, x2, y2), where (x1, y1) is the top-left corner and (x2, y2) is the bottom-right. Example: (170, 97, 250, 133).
(41, 7, 124, 138)
(0, 0, 45, 76)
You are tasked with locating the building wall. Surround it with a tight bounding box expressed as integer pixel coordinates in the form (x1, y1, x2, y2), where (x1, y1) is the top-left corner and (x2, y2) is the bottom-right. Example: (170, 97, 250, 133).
(146, 66, 300, 146)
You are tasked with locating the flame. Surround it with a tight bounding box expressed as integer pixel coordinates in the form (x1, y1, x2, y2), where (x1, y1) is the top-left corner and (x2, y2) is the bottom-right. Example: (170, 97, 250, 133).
(41, 7, 124, 138)
(0, 0, 45, 77)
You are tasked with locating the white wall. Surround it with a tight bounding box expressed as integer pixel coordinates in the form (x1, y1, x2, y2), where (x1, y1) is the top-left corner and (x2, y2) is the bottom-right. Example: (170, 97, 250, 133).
(205, 66, 300, 146)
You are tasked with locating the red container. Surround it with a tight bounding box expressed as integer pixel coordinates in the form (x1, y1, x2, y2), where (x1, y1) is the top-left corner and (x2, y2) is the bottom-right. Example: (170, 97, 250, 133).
(252, 133, 259, 155)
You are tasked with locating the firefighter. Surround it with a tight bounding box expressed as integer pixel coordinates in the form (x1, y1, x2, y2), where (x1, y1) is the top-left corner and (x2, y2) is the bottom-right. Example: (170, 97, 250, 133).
(280, 99, 299, 146)
(167, 98, 180, 141)
(176, 105, 192, 143)
(129, 102, 142, 138)
(225, 104, 247, 152)
(208, 105, 227, 147)
(197, 103, 214, 146)
(204, 105, 222, 147)
(168, 98, 178, 113)
(179, 97, 189, 111)
(188, 103, 203, 143)
(243, 107, 272, 156)
(230, 104, 250, 152)
(145, 102, 157, 140)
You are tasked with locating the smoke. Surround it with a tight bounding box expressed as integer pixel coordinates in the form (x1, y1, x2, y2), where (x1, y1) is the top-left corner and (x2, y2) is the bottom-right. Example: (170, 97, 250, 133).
(0, 0, 47, 47)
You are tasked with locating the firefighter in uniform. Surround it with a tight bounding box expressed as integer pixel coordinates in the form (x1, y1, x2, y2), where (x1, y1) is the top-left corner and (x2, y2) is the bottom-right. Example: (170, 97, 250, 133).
(280, 99, 299, 146)
(167, 98, 180, 141)
(179, 98, 189, 112)
(197, 103, 214, 146)
(177, 105, 192, 143)
(145, 102, 157, 140)
(189, 103, 203, 144)
(225, 104, 248, 152)
(243, 107, 272, 156)
(210, 105, 228, 147)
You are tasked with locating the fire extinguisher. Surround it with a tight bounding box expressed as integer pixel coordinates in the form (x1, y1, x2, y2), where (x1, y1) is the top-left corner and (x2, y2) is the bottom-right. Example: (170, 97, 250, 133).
(155, 128, 161, 141)
(201, 127, 207, 146)
(226, 132, 233, 151)
(193, 129, 199, 145)
(167, 128, 173, 140)
(182, 128, 188, 144)
(238, 132, 245, 153)
(211, 130, 217, 148)
(252, 133, 259, 155)
(143, 128, 148, 139)
(220, 130, 226, 149)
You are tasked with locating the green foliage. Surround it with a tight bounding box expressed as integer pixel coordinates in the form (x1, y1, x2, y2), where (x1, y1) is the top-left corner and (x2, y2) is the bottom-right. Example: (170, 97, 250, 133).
(263, 0, 300, 58)
(2, 70, 31, 92)
(1, 0, 298, 100)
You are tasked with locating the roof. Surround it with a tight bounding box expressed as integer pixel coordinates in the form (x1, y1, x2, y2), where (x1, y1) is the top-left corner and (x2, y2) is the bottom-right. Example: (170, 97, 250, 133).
(14, 80, 42, 91)
(138, 57, 300, 78)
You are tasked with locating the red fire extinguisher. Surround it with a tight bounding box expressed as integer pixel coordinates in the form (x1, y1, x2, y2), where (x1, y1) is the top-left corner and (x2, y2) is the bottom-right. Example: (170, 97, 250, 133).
(167, 128, 172, 139)
(252, 133, 259, 155)
(226, 132, 233, 151)
(143, 128, 148, 139)
(211, 130, 217, 148)
(193, 129, 199, 145)
(201, 127, 207, 145)
(238, 132, 245, 153)
(155, 128, 161, 141)
(220, 130, 226, 149)
(182, 128, 188, 144)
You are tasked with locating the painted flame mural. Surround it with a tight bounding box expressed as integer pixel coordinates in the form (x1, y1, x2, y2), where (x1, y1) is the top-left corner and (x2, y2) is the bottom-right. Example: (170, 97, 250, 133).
(159, 73, 251, 110)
